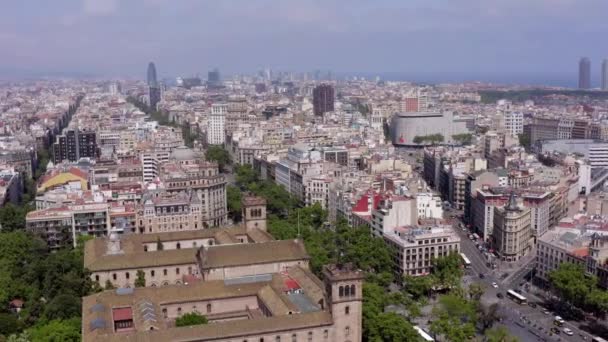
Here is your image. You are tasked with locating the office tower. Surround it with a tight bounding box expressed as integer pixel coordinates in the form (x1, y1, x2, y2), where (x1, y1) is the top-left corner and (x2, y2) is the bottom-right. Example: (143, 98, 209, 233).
(148, 86, 161, 110)
(147, 62, 158, 87)
(313, 84, 335, 116)
(207, 68, 221, 88)
(207, 103, 227, 145)
(579, 57, 591, 89)
(52, 129, 97, 164)
(602, 59, 608, 91)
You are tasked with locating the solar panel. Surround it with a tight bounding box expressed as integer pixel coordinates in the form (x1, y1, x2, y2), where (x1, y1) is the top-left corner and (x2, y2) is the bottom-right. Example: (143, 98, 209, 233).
(89, 318, 106, 331)
(90, 303, 105, 313)
(115, 287, 134, 295)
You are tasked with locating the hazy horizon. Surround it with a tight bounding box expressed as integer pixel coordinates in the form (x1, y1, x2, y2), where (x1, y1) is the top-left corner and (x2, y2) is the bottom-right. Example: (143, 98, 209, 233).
(2, 0, 608, 87)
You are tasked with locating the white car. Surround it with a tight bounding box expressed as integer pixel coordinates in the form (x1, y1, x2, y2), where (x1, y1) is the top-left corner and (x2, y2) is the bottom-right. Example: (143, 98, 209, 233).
(562, 328, 573, 336)
(491, 282, 499, 288)
(555, 316, 565, 323)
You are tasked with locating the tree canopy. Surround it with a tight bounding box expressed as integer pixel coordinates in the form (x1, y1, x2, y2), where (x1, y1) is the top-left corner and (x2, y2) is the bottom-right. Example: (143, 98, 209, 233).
(175, 312, 208, 327)
(205, 146, 231, 171)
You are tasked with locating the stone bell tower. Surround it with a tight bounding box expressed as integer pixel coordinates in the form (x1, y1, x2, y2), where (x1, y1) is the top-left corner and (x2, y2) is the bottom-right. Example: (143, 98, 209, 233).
(242, 195, 267, 231)
(323, 263, 364, 342)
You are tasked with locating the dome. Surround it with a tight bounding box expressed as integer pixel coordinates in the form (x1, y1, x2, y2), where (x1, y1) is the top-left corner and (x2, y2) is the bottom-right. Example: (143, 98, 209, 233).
(170, 146, 195, 161)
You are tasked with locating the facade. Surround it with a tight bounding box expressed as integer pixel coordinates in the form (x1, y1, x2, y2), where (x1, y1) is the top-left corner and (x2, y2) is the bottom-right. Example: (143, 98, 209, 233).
(52, 129, 97, 164)
(371, 196, 417, 237)
(492, 193, 532, 261)
(137, 191, 203, 234)
(207, 103, 226, 145)
(313, 84, 335, 116)
(504, 112, 524, 137)
(148, 86, 161, 111)
(579, 57, 591, 89)
(384, 225, 461, 277)
(390, 111, 470, 146)
(147, 62, 158, 87)
(416, 192, 443, 219)
(588, 144, 608, 167)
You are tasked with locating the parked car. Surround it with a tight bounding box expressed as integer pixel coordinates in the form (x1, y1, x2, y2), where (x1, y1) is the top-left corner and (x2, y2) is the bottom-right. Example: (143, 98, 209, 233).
(491, 282, 499, 288)
(563, 328, 573, 336)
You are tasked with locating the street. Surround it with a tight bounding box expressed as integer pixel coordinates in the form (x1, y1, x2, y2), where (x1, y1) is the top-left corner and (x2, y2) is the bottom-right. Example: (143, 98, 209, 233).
(448, 210, 595, 342)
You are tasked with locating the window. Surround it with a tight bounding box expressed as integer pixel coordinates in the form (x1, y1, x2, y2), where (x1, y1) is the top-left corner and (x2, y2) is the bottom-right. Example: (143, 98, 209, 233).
(344, 285, 351, 297)
(206, 304, 212, 313)
(112, 273, 117, 280)
(323, 330, 328, 339)
(162, 308, 167, 318)
(291, 334, 297, 342)
(151, 270, 155, 277)
(176, 268, 180, 275)
(95, 275, 99, 282)
(163, 269, 167, 276)
(276, 337, 281, 342)
(339, 286, 344, 297)
(350, 284, 355, 296)
(177, 307, 182, 315)
(345, 306, 350, 315)
(176, 243, 181, 249)
(345, 326, 350, 336)
(307, 332, 313, 341)
(125, 272, 130, 279)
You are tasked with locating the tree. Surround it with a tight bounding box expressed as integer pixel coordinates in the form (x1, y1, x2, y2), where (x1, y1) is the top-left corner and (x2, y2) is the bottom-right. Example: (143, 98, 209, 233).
(0, 313, 22, 336)
(517, 133, 531, 149)
(586, 289, 608, 318)
(373, 312, 421, 341)
(485, 326, 518, 342)
(468, 283, 485, 301)
(413, 136, 424, 144)
(403, 274, 436, 300)
(0, 204, 28, 232)
(548, 262, 596, 308)
(478, 303, 501, 331)
(226, 186, 243, 222)
(205, 146, 231, 171)
(27, 318, 81, 342)
(104, 280, 115, 290)
(135, 270, 146, 288)
(43, 294, 81, 321)
(430, 294, 477, 342)
(432, 252, 464, 289)
(452, 133, 473, 145)
(175, 312, 208, 327)
(235, 165, 258, 187)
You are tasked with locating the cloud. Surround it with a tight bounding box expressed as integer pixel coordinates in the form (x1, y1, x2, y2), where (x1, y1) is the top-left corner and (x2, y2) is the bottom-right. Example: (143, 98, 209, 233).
(83, 0, 119, 15)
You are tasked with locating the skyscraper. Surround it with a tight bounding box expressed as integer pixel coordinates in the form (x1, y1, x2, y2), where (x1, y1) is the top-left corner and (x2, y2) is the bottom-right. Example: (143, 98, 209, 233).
(579, 57, 591, 89)
(313, 84, 335, 116)
(207, 68, 221, 89)
(602, 59, 608, 91)
(147, 62, 158, 87)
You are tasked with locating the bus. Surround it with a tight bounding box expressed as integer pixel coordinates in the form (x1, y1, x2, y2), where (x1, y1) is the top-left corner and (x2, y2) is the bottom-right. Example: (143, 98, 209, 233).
(460, 253, 472, 269)
(414, 326, 435, 342)
(592, 336, 608, 342)
(507, 289, 527, 304)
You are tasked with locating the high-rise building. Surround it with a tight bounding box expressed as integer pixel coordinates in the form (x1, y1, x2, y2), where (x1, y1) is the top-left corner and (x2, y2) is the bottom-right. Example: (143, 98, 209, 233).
(148, 86, 161, 110)
(207, 103, 226, 145)
(207, 68, 221, 88)
(602, 59, 608, 91)
(579, 57, 591, 89)
(313, 84, 335, 116)
(147, 62, 157, 87)
(52, 129, 97, 164)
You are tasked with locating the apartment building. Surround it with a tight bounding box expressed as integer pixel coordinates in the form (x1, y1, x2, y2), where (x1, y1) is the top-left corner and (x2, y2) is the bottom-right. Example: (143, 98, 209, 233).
(492, 193, 532, 262)
(384, 225, 461, 277)
(371, 196, 417, 238)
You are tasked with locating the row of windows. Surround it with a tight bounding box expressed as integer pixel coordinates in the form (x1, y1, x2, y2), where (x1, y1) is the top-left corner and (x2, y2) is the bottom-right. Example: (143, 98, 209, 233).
(102, 266, 195, 282)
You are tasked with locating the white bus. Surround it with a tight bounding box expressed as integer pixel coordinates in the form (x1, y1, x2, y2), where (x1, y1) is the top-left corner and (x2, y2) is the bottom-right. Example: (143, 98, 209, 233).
(592, 336, 608, 342)
(460, 253, 472, 269)
(507, 289, 527, 304)
(414, 326, 435, 342)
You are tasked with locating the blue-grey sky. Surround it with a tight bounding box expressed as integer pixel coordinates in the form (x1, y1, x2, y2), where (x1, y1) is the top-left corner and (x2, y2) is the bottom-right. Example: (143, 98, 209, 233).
(2, 0, 608, 83)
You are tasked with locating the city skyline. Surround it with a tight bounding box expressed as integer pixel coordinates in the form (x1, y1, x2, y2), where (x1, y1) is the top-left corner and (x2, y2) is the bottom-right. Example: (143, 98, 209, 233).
(2, 0, 608, 86)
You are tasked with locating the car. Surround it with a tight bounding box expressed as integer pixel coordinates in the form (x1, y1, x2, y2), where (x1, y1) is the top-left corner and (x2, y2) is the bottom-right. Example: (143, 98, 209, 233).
(551, 327, 561, 335)
(543, 309, 551, 315)
(496, 293, 504, 299)
(528, 302, 537, 308)
(479, 273, 485, 279)
(562, 328, 573, 336)
(554, 316, 565, 324)
(491, 282, 499, 288)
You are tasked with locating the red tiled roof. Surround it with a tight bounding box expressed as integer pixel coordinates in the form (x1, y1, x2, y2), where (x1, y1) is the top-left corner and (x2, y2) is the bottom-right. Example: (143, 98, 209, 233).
(112, 307, 133, 321)
(284, 277, 300, 291)
(352, 195, 369, 213)
(571, 247, 589, 258)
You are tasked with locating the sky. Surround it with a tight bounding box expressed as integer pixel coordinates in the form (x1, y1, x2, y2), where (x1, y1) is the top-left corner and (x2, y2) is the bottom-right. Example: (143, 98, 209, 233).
(2, 0, 608, 85)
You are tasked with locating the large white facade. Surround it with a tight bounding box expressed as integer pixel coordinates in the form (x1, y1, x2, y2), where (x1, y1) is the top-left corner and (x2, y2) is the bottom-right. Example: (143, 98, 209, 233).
(416, 193, 443, 219)
(207, 104, 227, 145)
(504, 112, 524, 137)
